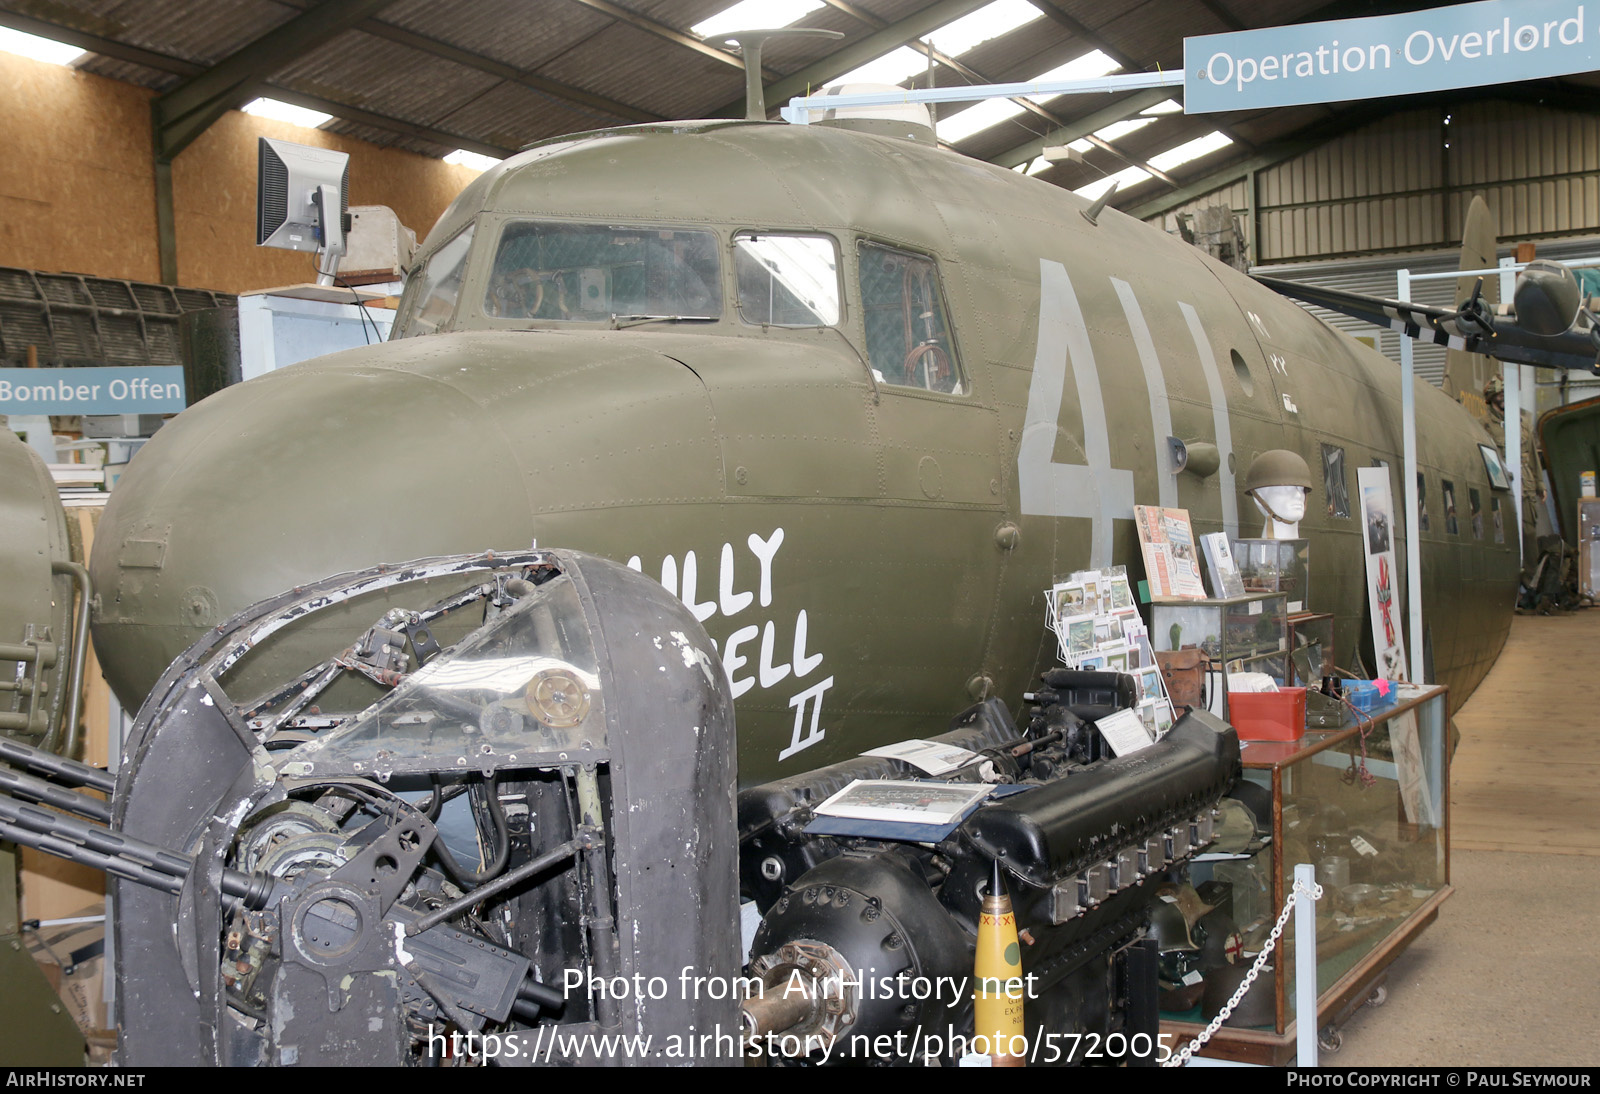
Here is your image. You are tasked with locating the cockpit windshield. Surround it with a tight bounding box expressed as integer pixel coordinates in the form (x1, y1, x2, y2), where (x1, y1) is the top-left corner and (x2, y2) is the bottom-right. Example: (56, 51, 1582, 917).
(484, 221, 722, 322)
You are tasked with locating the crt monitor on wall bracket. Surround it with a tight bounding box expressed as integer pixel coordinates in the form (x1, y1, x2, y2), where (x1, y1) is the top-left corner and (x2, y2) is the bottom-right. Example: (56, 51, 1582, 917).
(257, 137, 351, 286)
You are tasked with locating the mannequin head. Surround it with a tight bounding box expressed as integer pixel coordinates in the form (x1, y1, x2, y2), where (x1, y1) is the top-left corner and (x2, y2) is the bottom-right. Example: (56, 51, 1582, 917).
(1251, 485, 1309, 538)
(1244, 450, 1314, 540)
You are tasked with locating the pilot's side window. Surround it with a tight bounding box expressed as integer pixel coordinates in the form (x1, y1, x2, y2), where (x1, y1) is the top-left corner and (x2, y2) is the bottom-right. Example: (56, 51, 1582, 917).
(734, 232, 839, 327)
(396, 223, 475, 337)
(856, 241, 963, 395)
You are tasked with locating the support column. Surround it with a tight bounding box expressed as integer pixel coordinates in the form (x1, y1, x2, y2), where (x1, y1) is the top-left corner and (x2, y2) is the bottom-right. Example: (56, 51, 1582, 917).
(154, 150, 177, 287)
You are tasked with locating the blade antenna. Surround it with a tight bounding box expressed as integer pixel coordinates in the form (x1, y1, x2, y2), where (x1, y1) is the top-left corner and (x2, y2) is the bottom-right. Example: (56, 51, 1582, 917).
(1082, 182, 1119, 227)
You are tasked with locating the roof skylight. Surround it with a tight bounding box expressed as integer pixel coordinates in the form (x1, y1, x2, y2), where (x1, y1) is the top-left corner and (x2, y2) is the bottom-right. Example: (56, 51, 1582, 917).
(824, 0, 1043, 87)
(242, 98, 333, 129)
(1072, 166, 1150, 200)
(444, 149, 501, 172)
(934, 49, 1119, 145)
(0, 26, 85, 66)
(1091, 117, 1155, 143)
(937, 98, 1025, 144)
(1148, 130, 1233, 171)
(1141, 98, 1184, 115)
(692, 0, 824, 40)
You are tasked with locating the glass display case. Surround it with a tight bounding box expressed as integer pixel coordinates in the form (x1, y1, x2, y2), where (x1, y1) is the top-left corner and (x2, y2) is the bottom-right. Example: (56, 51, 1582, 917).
(1164, 684, 1451, 1063)
(1287, 611, 1335, 686)
(1152, 593, 1289, 719)
(1231, 538, 1311, 614)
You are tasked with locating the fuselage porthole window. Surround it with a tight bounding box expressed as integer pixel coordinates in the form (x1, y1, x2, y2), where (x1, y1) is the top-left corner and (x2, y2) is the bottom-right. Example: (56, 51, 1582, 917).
(733, 232, 841, 328)
(1321, 442, 1350, 519)
(856, 240, 965, 396)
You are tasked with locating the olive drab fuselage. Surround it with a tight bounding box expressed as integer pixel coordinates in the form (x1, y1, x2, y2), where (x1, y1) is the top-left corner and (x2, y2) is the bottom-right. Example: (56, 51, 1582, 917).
(89, 119, 1515, 785)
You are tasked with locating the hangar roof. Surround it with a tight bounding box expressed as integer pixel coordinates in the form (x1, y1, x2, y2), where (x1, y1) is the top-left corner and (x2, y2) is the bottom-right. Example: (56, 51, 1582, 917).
(2, 0, 1596, 219)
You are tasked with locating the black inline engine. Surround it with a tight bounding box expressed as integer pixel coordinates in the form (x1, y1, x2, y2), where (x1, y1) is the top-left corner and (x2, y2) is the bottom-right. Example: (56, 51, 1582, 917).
(737, 672, 1239, 1065)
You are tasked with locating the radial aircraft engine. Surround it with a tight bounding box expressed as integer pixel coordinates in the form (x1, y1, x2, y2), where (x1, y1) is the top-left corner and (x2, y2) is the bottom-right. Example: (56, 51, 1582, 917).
(89, 109, 1517, 786)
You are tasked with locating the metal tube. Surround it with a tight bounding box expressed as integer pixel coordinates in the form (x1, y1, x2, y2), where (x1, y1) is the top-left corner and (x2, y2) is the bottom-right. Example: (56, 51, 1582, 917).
(407, 838, 578, 935)
(51, 560, 92, 760)
(517, 979, 566, 1012)
(1499, 257, 1524, 570)
(1398, 268, 1425, 683)
(1294, 862, 1319, 1066)
(0, 791, 273, 908)
(0, 816, 183, 895)
(0, 642, 56, 665)
(740, 982, 818, 1038)
(0, 792, 193, 877)
(573, 767, 621, 1030)
(265, 661, 343, 737)
(0, 735, 117, 793)
(0, 766, 112, 823)
(781, 68, 1185, 123)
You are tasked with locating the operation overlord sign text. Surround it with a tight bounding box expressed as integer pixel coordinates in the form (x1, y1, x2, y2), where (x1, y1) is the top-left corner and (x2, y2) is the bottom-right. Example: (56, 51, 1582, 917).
(1185, 0, 1598, 112)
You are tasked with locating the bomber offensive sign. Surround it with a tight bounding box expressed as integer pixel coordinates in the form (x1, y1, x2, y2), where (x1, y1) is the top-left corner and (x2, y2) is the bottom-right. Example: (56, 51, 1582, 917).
(1184, 0, 1597, 112)
(0, 366, 186, 415)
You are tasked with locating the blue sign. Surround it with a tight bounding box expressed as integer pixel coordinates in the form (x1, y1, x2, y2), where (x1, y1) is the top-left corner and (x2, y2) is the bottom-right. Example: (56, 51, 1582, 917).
(1185, 0, 1598, 112)
(0, 367, 186, 415)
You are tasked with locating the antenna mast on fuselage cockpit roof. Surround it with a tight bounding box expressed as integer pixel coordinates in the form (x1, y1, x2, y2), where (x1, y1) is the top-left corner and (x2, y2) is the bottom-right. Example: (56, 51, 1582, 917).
(702, 27, 843, 121)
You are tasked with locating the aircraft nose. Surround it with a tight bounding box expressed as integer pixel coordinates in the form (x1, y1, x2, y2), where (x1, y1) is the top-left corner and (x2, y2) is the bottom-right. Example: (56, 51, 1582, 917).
(89, 331, 717, 709)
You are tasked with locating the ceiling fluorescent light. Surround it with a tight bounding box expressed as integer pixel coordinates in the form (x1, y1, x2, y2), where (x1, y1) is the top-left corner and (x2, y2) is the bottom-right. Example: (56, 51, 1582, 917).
(693, 0, 824, 39)
(444, 149, 501, 172)
(0, 27, 85, 66)
(242, 98, 333, 129)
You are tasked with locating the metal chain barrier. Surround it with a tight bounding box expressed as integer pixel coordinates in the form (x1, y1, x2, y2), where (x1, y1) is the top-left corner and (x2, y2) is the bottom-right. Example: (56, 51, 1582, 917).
(1161, 875, 1325, 1067)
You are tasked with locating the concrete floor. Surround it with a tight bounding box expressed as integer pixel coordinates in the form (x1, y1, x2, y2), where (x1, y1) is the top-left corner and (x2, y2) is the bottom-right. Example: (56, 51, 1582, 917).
(1329, 609, 1600, 1067)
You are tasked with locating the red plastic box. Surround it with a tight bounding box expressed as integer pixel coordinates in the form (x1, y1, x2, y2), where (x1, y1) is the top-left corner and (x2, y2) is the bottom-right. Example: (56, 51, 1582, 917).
(1227, 687, 1307, 741)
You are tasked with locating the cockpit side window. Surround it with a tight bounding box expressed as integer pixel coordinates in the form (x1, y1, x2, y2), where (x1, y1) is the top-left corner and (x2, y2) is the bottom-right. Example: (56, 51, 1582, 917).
(856, 240, 964, 395)
(733, 232, 840, 327)
(395, 223, 475, 337)
(484, 222, 721, 322)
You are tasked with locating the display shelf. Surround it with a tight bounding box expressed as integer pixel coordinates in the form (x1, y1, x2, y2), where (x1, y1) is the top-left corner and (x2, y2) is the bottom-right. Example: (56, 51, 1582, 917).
(1162, 684, 1450, 1064)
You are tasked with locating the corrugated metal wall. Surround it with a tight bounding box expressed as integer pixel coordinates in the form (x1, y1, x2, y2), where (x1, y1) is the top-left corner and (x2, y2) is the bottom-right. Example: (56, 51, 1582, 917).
(1450, 101, 1600, 241)
(1138, 98, 1600, 387)
(1257, 110, 1450, 261)
(1143, 99, 1600, 269)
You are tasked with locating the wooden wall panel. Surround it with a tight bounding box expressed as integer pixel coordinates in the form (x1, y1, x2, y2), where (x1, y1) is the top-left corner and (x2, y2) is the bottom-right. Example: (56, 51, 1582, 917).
(0, 53, 483, 295)
(0, 58, 160, 283)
